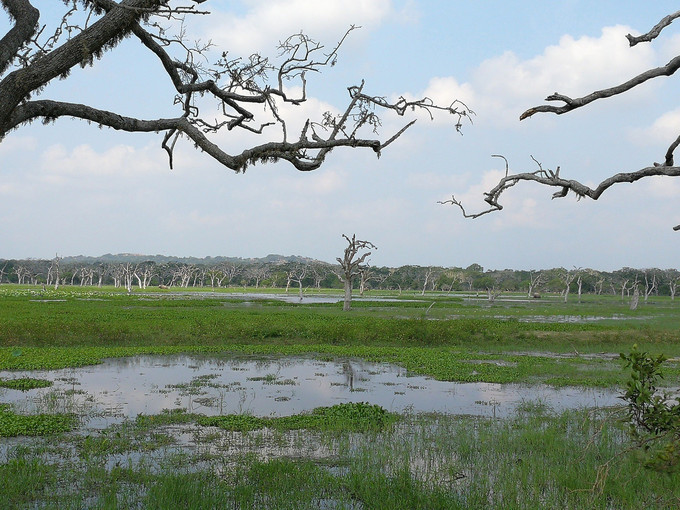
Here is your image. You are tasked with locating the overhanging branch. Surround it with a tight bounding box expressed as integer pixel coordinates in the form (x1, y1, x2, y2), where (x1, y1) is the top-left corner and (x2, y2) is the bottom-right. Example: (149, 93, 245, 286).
(442, 156, 680, 230)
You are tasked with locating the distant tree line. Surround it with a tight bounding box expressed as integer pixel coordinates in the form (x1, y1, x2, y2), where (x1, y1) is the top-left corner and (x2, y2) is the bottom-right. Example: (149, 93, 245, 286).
(1, 256, 678, 302)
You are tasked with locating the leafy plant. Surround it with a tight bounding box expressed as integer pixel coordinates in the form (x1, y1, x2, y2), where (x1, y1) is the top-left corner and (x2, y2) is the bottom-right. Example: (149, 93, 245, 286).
(620, 345, 680, 471)
(197, 402, 398, 433)
(0, 377, 53, 391)
(0, 404, 76, 437)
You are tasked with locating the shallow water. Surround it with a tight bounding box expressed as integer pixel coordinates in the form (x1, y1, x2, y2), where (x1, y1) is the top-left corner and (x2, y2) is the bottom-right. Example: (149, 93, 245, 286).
(0, 355, 622, 426)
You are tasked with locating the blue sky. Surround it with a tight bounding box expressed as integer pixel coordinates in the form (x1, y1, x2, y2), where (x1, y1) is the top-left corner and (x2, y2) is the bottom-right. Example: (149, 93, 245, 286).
(1, 1, 679, 270)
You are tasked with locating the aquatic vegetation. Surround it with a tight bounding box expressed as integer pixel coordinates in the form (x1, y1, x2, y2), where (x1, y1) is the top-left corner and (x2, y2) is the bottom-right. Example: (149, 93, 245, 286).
(0, 377, 52, 391)
(0, 404, 76, 437)
(197, 402, 399, 433)
(1, 287, 680, 507)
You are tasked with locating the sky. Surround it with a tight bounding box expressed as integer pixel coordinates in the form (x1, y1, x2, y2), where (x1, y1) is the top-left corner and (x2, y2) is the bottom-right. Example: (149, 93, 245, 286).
(1, 1, 679, 271)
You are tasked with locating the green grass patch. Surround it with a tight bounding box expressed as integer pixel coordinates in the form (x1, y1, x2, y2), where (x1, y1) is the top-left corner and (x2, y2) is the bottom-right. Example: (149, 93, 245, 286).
(0, 377, 52, 390)
(1, 344, 677, 387)
(197, 402, 398, 433)
(0, 403, 76, 437)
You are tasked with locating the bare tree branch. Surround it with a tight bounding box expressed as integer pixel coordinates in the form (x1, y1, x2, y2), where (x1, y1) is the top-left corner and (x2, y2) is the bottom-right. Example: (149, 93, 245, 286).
(442, 156, 680, 229)
(0, 1, 470, 175)
(448, 10, 680, 231)
(626, 10, 680, 46)
(519, 55, 680, 121)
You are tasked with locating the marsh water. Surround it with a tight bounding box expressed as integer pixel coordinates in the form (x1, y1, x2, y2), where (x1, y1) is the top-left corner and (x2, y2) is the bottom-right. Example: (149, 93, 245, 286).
(0, 355, 620, 427)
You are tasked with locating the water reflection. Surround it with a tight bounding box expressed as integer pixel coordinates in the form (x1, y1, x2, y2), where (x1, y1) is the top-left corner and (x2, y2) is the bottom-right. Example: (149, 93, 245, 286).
(0, 355, 621, 425)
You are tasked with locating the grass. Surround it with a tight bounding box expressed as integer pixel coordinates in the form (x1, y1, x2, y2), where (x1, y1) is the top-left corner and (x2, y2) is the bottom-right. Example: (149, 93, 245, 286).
(1, 343, 678, 387)
(0, 377, 52, 390)
(2, 285, 680, 507)
(1, 285, 679, 387)
(2, 408, 679, 508)
(0, 403, 76, 437)
(1, 286, 678, 352)
(197, 402, 399, 433)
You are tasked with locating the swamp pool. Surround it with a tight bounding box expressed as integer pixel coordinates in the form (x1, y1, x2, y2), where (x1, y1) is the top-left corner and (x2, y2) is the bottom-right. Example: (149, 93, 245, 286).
(0, 355, 620, 426)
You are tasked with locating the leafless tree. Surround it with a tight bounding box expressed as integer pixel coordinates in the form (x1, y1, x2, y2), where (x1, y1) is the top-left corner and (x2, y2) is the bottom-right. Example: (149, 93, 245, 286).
(561, 269, 576, 303)
(420, 267, 438, 296)
(526, 270, 543, 298)
(442, 12, 680, 231)
(121, 262, 135, 292)
(110, 263, 124, 288)
(79, 266, 94, 286)
(284, 263, 308, 300)
(589, 270, 605, 296)
(134, 262, 155, 289)
(205, 265, 222, 289)
(336, 234, 375, 311)
(218, 262, 241, 288)
(173, 264, 195, 288)
(309, 262, 330, 290)
(245, 264, 269, 289)
(574, 268, 584, 303)
(643, 270, 658, 303)
(485, 287, 502, 303)
(618, 278, 632, 302)
(46, 255, 61, 289)
(630, 285, 640, 311)
(13, 264, 29, 284)
(666, 270, 680, 300)
(0, 261, 7, 283)
(443, 270, 464, 295)
(94, 263, 108, 287)
(0, 1, 470, 178)
(358, 267, 388, 296)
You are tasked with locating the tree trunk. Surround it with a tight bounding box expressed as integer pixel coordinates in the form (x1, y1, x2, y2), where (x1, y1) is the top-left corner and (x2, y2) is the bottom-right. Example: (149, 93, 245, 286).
(343, 278, 352, 311)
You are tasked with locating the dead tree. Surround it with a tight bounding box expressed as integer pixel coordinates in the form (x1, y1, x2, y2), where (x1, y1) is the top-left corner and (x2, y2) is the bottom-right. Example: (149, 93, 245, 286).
(630, 285, 640, 311)
(561, 269, 576, 303)
(443, 11, 680, 231)
(285, 263, 308, 300)
(336, 234, 376, 311)
(134, 263, 155, 289)
(0, 1, 470, 177)
(643, 270, 658, 303)
(218, 262, 241, 287)
(574, 268, 583, 303)
(13, 264, 29, 285)
(665, 269, 680, 300)
(420, 267, 437, 296)
(245, 264, 270, 289)
(46, 255, 61, 289)
(527, 270, 543, 298)
(310, 262, 330, 290)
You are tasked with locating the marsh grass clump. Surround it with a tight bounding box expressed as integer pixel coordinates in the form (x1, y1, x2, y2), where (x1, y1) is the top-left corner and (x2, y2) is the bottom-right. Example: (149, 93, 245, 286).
(0, 377, 53, 391)
(0, 457, 57, 507)
(0, 403, 76, 436)
(198, 402, 398, 433)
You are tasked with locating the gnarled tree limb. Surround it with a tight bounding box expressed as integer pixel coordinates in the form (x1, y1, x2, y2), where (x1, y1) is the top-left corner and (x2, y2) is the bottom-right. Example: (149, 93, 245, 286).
(0, 1, 470, 174)
(450, 10, 680, 230)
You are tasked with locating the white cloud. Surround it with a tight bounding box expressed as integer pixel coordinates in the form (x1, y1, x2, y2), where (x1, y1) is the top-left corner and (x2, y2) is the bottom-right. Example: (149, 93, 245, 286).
(414, 25, 657, 128)
(641, 175, 680, 199)
(630, 108, 680, 146)
(404, 170, 467, 191)
(38, 143, 164, 183)
(0, 136, 37, 156)
(202, 0, 394, 56)
(277, 168, 348, 195)
(0, 183, 16, 195)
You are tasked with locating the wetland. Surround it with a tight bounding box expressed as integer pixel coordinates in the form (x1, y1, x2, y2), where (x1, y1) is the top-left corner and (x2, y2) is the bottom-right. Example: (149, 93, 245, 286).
(1, 285, 679, 508)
